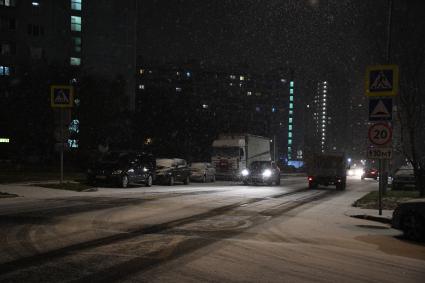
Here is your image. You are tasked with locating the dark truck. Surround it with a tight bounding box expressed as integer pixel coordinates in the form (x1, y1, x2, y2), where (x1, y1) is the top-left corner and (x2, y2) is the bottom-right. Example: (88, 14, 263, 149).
(306, 152, 347, 190)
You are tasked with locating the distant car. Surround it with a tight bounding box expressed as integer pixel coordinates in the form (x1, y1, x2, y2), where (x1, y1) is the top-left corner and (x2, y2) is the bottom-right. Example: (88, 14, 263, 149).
(155, 158, 191, 185)
(392, 199, 425, 242)
(190, 162, 216, 182)
(241, 161, 280, 185)
(87, 151, 156, 188)
(392, 166, 416, 190)
(361, 168, 378, 180)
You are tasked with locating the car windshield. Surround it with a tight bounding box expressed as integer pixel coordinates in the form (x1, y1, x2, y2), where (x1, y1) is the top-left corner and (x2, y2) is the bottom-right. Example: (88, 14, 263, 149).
(212, 147, 240, 157)
(249, 161, 271, 170)
(191, 163, 205, 169)
(156, 159, 174, 169)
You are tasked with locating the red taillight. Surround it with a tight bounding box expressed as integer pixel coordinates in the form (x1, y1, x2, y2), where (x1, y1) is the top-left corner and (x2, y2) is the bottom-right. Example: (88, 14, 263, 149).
(371, 172, 376, 174)
(308, 177, 313, 182)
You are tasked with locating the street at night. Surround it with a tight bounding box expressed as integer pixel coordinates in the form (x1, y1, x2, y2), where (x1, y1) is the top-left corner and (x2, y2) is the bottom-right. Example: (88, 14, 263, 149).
(0, 177, 424, 282)
(1, 0, 425, 282)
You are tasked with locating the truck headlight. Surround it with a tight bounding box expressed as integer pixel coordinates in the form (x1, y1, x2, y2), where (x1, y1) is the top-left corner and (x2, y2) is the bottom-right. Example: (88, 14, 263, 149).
(262, 169, 272, 178)
(241, 169, 249, 176)
(112, 170, 123, 175)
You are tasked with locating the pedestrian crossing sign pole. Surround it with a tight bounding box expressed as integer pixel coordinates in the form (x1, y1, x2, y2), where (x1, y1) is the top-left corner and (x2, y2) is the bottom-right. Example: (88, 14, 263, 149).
(365, 65, 399, 97)
(50, 85, 74, 184)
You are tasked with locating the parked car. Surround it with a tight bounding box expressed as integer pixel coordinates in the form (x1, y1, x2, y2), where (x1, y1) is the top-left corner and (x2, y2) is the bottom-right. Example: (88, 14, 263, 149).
(361, 168, 379, 180)
(87, 151, 156, 188)
(190, 162, 216, 182)
(392, 166, 416, 190)
(392, 199, 425, 242)
(241, 160, 280, 185)
(155, 158, 191, 185)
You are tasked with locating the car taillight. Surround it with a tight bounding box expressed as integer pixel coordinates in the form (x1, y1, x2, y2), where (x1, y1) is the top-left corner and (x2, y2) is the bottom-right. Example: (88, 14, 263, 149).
(308, 177, 313, 182)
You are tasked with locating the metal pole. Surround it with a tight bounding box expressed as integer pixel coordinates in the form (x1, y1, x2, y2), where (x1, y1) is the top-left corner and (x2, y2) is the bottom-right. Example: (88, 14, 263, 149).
(273, 135, 277, 161)
(60, 109, 64, 184)
(378, 160, 383, 215)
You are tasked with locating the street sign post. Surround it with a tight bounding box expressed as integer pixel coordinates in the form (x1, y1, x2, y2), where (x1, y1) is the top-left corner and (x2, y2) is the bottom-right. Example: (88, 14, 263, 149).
(365, 65, 399, 97)
(368, 122, 392, 146)
(50, 85, 74, 184)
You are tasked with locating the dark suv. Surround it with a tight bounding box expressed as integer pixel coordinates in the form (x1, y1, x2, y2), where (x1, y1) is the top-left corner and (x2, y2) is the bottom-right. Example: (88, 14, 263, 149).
(87, 151, 156, 188)
(155, 158, 191, 185)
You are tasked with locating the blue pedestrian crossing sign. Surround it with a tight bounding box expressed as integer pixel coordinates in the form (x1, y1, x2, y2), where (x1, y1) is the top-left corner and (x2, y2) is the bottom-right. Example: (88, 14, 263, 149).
(365, 65, 399, 96)
(51, 85, 74, 108)
(369, 98, 392, 121)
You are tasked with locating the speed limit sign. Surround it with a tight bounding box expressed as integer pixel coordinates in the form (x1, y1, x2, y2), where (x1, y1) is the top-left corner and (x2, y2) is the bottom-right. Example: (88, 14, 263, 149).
(368, 123, 392, 146)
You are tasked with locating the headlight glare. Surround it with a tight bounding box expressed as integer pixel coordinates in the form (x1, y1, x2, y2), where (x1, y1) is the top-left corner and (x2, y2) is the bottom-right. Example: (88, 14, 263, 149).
(241, 169, 249, 176)
(262, 169, 272, 178)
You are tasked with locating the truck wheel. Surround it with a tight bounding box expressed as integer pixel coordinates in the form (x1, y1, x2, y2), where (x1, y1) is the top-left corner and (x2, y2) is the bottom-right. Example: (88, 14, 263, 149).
(309, 183, 317, 189)
(168, 176, 175, 186)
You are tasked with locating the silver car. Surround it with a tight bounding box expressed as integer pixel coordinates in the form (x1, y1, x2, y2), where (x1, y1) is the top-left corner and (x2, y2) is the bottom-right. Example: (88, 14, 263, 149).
(190, 162, 216, 182)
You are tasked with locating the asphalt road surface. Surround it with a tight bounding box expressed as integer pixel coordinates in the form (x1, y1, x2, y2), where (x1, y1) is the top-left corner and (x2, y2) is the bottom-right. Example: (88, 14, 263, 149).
(0, 177, 424, 282)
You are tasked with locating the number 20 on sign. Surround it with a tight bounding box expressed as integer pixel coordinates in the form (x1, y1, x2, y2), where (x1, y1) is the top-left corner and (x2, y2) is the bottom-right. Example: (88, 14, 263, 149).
(368, 123, 392, 146)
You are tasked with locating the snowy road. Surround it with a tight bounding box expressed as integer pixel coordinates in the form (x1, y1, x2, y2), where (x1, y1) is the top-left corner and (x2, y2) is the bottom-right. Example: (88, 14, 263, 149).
(0, 177, 424, 282)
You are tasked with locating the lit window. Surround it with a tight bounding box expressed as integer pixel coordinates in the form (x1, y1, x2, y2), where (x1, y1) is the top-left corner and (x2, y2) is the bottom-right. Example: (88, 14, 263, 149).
(176, 87, 182, 92)
(71, 0, 82, 10)
(70, 57, 81, 66)
(288, 132, 292, 138)
(186, 71, 191, 77)
(288, 125, 292, 131)
(140, 69, 145, 74)
(290, 81, 294, 87)
(290, 88, 294, 94)
(32, 1, 40, 7)
(289, 110, 293, 115)
(71, 16, 82, 32)
(139, 84, 145, 90)
(288, 117, 293, 124)
(73, 37, 81, 52)
(240, 76, 245, 81)
(230, 75, 236, 80)
(0, 138, 10, 143)
(289, 103, 293, 109)
(1, 0, 16, 7)
(247, 91, 252, 96)
(288, 147, 292, 152)
(0, 66, 10, 76)
(289, 96, 294, 102)
(288, 139, 292, 145)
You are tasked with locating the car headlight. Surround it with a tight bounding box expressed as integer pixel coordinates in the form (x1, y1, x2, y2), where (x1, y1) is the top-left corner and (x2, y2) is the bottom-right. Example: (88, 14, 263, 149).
(112, 169, 123, 175)
(143, 167, 148, 172)
(262, 169, 272, 178)
(355, 169, 364, 177)
(241, 169, 249, 176)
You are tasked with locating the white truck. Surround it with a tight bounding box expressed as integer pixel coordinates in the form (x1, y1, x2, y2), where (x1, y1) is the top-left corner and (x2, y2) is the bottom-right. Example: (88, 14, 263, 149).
(211, 134, 271, 180)
(306, 152, 347, 190)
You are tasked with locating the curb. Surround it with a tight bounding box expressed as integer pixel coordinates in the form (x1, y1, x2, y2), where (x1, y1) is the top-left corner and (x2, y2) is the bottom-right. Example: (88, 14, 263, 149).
(349, 214, 391, 224)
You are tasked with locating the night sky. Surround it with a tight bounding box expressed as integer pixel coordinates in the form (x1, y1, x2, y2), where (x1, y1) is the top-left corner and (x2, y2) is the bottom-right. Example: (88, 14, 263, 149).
(138, 0, 389, 86)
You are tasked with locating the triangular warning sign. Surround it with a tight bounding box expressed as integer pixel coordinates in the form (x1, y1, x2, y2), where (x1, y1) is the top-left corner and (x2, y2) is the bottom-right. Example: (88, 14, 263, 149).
(370, 71, 392, 90)
(371, 100, 390, 118)
(55, 90, 69, 103)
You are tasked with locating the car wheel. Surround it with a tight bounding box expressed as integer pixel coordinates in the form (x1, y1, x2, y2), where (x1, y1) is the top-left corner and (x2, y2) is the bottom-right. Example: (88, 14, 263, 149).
(145, 175, 153, 187)
(403, 213, 425, 241)
(87, 176, 96, 186)
(184, 176, 190, 185)
(361, 176, 365, 180)
(276, 177, 281, 185)
(168, 176, 174, 186)
(121, 175, 129, 188)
